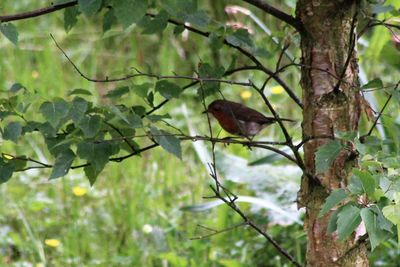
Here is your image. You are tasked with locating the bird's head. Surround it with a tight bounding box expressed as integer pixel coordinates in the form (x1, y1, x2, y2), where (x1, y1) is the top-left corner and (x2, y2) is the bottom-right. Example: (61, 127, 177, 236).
(203, 100, 229, 116)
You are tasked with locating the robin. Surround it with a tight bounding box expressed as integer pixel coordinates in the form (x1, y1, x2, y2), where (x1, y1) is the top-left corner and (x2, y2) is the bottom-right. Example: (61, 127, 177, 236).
(203, 99, 294, 138)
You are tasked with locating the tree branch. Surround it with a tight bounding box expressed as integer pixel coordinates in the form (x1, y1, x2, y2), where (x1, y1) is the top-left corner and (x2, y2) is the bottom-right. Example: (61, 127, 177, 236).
(0, 1, 78, 22)
(242, 0, 305, 34)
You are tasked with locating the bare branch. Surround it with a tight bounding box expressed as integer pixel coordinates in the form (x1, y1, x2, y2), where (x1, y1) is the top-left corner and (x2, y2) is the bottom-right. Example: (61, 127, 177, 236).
(362, 80, 400, 138)
(0, 1, 77, 22)
(190, 222, 248, 240)
(242, 0, 305, 34)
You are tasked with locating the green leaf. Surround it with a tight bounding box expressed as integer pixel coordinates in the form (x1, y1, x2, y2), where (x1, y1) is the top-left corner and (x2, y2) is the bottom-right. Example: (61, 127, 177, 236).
(3, 122, 22, 143)
(361, 78, 383, 89)
(209, 32, 224, 50)
(360, 207, 390, 250)
(155, 80, 181, 99)
(70, 97, 88, 124)
(382, 203, 400, 225)
(103, 8, 116, 32)
(197, 63, 225, 97)
(76, 141, 113, 176)
(38, 122, 57, 138)
(68, 88, 92, 96)
(315, 140, 343, 173)
(78, 0, 102, 17)
(327, 208, 341, 233)
(173, 25, 185, 35)
(45, 136, 72, 156)
(150, 127, 181, 159)
(319, 189, 348, 217)
(105, 86, 130, 98)
(49, 149, 75, 179)
(352, 169, 376, 197)
(77, 115, 102, 138)
(64, 6, 80, 32)
(132, 83, 152, 98)
(0, 23, 18, 45)
(9, 83, 25, 93)
(0, 158, 15, 184)
(185, 10, 210, 27)
(337, 204, 361, 241)
(141, 10, 168, 34)
(39, 99, 70, 128)
(226, 29, 254, 48)
(113, 0, 148, 28)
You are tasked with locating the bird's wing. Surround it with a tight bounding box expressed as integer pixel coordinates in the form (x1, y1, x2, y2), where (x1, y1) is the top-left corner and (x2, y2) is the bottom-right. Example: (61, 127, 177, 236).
(226, 101, 273, 124)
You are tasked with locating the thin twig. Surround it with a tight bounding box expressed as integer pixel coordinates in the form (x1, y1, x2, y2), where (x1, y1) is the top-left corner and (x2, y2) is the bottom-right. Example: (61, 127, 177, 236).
(242, 0, 305, 34)
(190, 222, 248, 240)
(0, 1, 78, 22)
(333, 10, 358, 93)
(362, 80, 400, 137)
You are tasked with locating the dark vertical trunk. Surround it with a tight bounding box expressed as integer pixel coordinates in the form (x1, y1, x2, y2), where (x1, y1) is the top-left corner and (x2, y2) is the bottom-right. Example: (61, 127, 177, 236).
(296, 0, 368, 266)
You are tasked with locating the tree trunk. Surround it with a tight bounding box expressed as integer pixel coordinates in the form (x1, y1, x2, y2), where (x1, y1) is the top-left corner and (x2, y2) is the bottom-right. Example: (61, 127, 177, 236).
(296, 0, 368, 266)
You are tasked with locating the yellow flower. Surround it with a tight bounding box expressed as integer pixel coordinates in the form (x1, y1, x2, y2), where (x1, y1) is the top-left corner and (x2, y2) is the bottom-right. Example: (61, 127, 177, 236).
(271, 85, 284, 94)
(31, 70, 40, 79)
(44, 239, 60, 248)
(72, 186, 87, 197)
(240, 90, 252, 100)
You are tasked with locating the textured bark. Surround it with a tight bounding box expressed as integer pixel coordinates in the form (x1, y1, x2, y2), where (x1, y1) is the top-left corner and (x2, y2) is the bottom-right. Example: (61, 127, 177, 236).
(296, 0, 368, 266)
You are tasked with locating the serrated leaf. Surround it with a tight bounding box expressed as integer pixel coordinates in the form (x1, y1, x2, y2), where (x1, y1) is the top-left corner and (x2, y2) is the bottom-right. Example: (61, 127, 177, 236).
(226, 29, 254, 48)
(150, 127, 181, 159)
(155, 80, 181, 99)
(319, 189, 348, 217)
(132, 105, 146, 116)
(141, 10, 168, 34)
(39, 99, 70, 128)
(68, 88, 92, 96)
(113, 0, 148, 28)
(9, 83, 25, 93)
(0, 158, 14, 184)
(361, 78, 383, 89)
(352, 169, 376, 197)
(77, 115, 102, 138)
(77, 141, 113, 183)
(360, 207, 390, 250)
(327, 208, 341, 233)
(70, 97, 88, 124)
(197, 63, 225, 97)
(38, 122, 57, 138)
(132, 83, 152, 98)
(173, 25, 185, 35)
(64, 6, 79, 32)
(45, 135, 72, 156)
(0, 23, 18, 45)
(78, 0, 102, 17)
(3, 122, 22, 143)
(185, 10, 210, 27)
(315, 140, 343, 173)
(49, 149, 75, 179)
(337, 204, 361, 241)
(382, 203, 400, 225)
(105, 86, 130, 98)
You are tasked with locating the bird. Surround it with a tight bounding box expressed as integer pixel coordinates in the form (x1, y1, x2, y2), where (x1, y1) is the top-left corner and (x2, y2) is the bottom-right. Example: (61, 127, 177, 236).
(203, 99, 294, 138)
